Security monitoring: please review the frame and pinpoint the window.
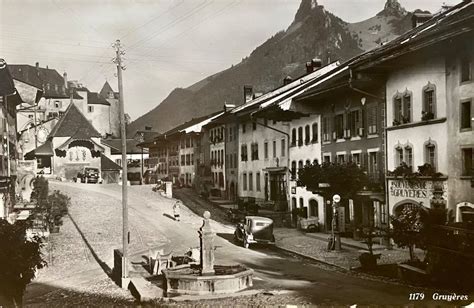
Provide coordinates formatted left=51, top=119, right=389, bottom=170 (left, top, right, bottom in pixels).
left=422, top=84, right=436, bottom=119
left=264, top=141, right=268, bottom=159
left=462, top=148, right=473, bottom=176
left=243, top=173, right=247, bottom=191
left=367, top=106, right=377, bottom=134
left=298, top=127, right=303, bottom=146
left=368, top=152, right=378, bottom=177
left=298, top=160, right=303, bottom=170
left=191, top=154, right=194, bottom=165
left=334, top=114, right=344, bottom=139
left=337, top=154, right=345, bottom=164
left=234, top=153, right=237, bottom=168
left=405, top=146, right=413, bottom=169
left=403, top=94, right=411, bottom=123
left=241, top=144, right=248, bottom=161
left=393, top=93, right=411, bottom=124
left=425, top=142, right=437, bottom=170
left=305, top=159, right=311, bottom=166
left=281, top=139, right=286, bottom=157
left=305, top=125, right=310, bottom=144
left=88, top=105, right=94, bottom=113
left=323, top=154, right=331, bottom=163
left=352, top=153, right=361, bottom=166
left=299, top=198, right=304, bottom=208
left=248, top=172, right=253, bottom=191
left=272, top=140, right=277, bottom=158
left=186, top=154, right=190, bottom=165
left=313, top=159, right=319, bottom=165
left=181, top=155, right=185, bottom=165
left=461, top=56, right=471, bottom=82
left=252, top=122, right=257, bottom=130
left=242, top=123, right=246, bottom=134
left=54, top=101, right=61, bottom=108
left=322, top=117, right=330, bottom=142
left=256, top=172, right=261, bottom=191
left=312, top=123, right=318, bottom=143
left=348, top=110, right=360, bottom=137
left=291, top=128, right=297, bottom=146
left=291, top=161, right=297, bottom=179
left=251, top=143, right=259, bottom=160
left=461, top=100, right=472, bottom=130
left=396, top=147, right=404, bottom=166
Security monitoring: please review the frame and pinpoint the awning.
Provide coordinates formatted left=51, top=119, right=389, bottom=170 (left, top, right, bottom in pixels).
left=25, top=140, right=54, bottom=158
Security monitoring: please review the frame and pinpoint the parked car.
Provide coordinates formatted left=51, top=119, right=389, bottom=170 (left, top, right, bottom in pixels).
left=234, top=216, right=275, bottom=249
left=77, top=167, right=100, bottom=184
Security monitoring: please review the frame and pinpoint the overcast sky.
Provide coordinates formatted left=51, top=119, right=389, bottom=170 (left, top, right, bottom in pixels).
left=0, top=0, right=459, bottom=120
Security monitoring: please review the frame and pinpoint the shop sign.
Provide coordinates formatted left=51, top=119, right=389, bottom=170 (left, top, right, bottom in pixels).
left=389, top=180, right=428, bottom=199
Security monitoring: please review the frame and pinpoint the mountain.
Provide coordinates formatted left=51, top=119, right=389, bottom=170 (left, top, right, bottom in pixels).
left=127, top=0, right=416, bottom=136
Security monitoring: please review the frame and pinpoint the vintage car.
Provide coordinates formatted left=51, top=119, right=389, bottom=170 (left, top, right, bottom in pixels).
left=77, top=167, right=100, bottom=184
left=234, top=216, right=275, bottom=248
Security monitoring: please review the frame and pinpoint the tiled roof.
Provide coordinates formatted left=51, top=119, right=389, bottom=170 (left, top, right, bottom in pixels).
left=101, top=138, right=147, bottom=154
left=164, top=111, right=221, bottom=137
left=87, top=91, right=110, bottom=105
left=101, top=154, right=121, bottom=171
left=49, top=103, right=101, bottom=138
left=8, top=64, right=70, bottom=99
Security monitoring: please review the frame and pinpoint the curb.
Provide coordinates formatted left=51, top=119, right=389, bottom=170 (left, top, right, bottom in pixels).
left=272, top=244, right=351, bottom=272
left=165, top=289, right=264, bottom=302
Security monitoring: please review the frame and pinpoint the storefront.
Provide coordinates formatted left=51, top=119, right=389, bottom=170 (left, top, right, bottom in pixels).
left=388, top=177, right=448, bottom=215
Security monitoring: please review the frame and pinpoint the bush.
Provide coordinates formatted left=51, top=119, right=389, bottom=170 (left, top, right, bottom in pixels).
left=391, top=207, right=428, bottom=262
left=0, top=220, right=46, bottom=306
left=31, top=177, right=70, bottom=231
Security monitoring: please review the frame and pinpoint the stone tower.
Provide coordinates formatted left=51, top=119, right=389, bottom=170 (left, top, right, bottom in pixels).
left=100, top=81, right=120, bottom=138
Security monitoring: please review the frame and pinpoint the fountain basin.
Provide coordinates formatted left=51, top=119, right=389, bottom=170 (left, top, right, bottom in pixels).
left=162, top=264, right=254, bottom=296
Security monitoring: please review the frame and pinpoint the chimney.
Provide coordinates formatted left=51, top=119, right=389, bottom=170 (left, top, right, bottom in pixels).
left=224, top=103, right=236, bottom=112
left=63, top=72, right=68, bottom=89
left=243, top=85, right=253, bottom=103
left=412, top=12, right=432, bottom=28
left=305, top=61, right=313, bottom=74
left=35, top=62, right=39, bottom=68
left=283, top=76, right=293, bottom=85
left=312, top=58, right=322, bottom=70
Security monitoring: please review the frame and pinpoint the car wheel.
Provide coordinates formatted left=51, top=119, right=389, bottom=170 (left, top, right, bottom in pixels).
left=307, top=224, right=318, bottom=233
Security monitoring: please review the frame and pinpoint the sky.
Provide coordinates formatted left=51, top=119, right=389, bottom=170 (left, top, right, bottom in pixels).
left=0, top=0, right=459, bottom=120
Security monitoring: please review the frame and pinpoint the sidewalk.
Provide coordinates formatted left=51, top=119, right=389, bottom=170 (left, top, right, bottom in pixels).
left=274, top=228, right=423, bottom=270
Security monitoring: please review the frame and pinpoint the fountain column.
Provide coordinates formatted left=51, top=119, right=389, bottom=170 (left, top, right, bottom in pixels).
left=199, top=211, right=215, bottom=276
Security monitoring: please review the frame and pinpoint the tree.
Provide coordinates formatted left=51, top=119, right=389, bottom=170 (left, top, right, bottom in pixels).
left=391, top=207, right=428, bottom=262
left=0, top=220, right=46, bottom=306
left=297, top=162, right=369, bottom=199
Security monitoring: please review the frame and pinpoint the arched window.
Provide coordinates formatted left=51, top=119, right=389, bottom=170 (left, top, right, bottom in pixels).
left=291, top=161, right=297, bottom=179
left=305, top=125, right=310, bottom=144
left=292, top=197, right=297, bottom=210
left=299, top=197, right=304, bottom=208
left=404, top=145, right=413, bottom=170
left=424, top=140, right=437, bottom=171
left=291, top=128, right=297, bottom=146
left=422, top=83, right=436, bottom=120
left=312, top=122, right=318, bottom=143
left=309, top=199, right=319, bottom=217
left=298, top=127, right=303, bottom=146
left=298, top=160, right=303, bottom=170
left=305, top=159, right=311, bottom=166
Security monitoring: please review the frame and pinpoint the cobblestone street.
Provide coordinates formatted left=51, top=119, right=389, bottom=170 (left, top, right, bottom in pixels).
left=23, top=182, right=460, bottom=306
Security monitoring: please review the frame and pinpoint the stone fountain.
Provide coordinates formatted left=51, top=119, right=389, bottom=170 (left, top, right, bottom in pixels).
left=162, top=211, right=253, bottom=296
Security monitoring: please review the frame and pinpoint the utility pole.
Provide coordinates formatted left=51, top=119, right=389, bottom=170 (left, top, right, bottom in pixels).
left=113, top=39, right=129, bottom=288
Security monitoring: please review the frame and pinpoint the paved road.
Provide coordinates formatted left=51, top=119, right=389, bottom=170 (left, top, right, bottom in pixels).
left=42, top=182, right=445, bottom=305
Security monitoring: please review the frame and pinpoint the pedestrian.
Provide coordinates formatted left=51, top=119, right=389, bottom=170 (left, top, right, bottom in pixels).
left=173, top=201, right=181, bottom=221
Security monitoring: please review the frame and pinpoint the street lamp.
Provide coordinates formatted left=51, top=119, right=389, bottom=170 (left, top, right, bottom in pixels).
left=330, top=194, right=341, bottom=251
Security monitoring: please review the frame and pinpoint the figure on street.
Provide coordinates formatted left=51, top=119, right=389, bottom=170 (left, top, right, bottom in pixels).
left=173, top=201, right=181, bottom=221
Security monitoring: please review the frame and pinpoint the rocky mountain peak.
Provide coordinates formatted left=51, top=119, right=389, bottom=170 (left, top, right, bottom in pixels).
left=294, top=0, right=323, bottom=23
left=378, top=0, right=407, bottom=17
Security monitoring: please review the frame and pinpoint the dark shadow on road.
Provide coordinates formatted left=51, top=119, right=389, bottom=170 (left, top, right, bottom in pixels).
left=67, top=213, right=113, bottom=278
left=24, top=282, right=138, bottom=306
left=163, top=213, right=176, bottom=221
